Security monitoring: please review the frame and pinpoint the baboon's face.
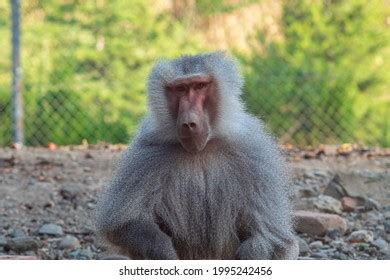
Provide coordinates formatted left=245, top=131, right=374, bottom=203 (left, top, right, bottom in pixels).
left=165, top=75, right=218, bottom=153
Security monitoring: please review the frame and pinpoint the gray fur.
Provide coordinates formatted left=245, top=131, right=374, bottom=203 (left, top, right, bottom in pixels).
left=95, top=51, right=298, bottom=259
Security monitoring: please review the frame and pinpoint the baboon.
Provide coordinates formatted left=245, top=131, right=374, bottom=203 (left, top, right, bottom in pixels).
left=96, top=52, right=298, bottom=260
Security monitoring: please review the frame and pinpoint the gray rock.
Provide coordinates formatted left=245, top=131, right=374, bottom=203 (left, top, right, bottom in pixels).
left=320, top=248, right=337, bottom=254
left=69, top=247, right=93, bottom=260
left=294, top=210, right=348, bottom=236
left=298, top=256, right=315, bottom=260
left=8, top=237, right=38, bottom=253
left=366, top=211, right=384, bottom=222
left=347, top=230, right=374, bottom=243
left=309, top=241, right=323, bottom=250
left=383, top=252, right=390, bottom=260
left=384, top=220, right=390, bottom=234
left=0, top=235, right=7, bottom=247
left=11, top=228, right=26, bottom=238
left=294, top=185, right=319, bottom=198
left=86, top=202, right=95, bottom=210
left=79, top=247, right=94, bottom=259
left=371, top=238, right=388, bottom=251
left=59, top=185, right=80, bottom=200
left=68, top=250, right=80, bottom=259
left=311, top=252, right=328, bottom=259
left=323, top=175, right=347, bottom=199
left=310, top=195, right=343, bottom=214
left=330, top=240, right=347, bottom=250
left=293, top=197, right=313, bottom=211
left=0, top=255, right=38, bottom=260
left=337, top=252, right=349, bottom=260
left=97, top=254, right=130, bottom=260
left=376, top=224, right=385, bottom=232
left=58, top=235, right=80, bottom=250
left=337, top=171, right=390, bottom=205
left=297, top=237, right=310, bottom=255
left=313, top=170, right=330, bottom=178
left=326, top=229, right=342, bottom=240
left=364, top=198, right=381, bottom=211
left=38, top=223, right=64, bottom=237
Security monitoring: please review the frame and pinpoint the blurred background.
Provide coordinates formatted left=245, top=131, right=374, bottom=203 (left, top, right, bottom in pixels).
left=0, top=1, right=389, bottom=261
left=0, top=0, right=389, bottom=147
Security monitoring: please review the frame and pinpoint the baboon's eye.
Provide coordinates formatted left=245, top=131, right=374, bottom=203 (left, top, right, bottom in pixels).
left=194, top=82, right=207, bottom=90
left=175, top=84, right=188, bottom=93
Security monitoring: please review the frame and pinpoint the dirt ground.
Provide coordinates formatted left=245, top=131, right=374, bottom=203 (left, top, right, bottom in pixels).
left=0, top=144, right=389, bottom=260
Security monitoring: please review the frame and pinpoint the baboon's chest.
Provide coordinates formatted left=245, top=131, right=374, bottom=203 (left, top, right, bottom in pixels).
left=155, top=167, right=243, bottom=259
left=152, top=146, right=252, bottom=258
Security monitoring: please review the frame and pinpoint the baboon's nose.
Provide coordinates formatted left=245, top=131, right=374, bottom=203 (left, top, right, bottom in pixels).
left=178, top=110, right=201, bottom=137
left=182, top=122, right=198, bottom=133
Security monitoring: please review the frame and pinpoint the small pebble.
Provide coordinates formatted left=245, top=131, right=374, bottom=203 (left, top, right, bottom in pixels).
left=68, top=247, right=93, bottom=260
left=298, top=237, right=310, bottom=255
left=371, top=239, right=388, bottom=251
left=86, top=203, right=95, bottom=210
left=384, top=221, right=390, bottom=234
left=322, top=248, right=337, bottom=253
left=38, top=224, right=64, bottom=237
left=311, top=195, right=342, bottom=214
left=59, top=185, right=79, bottom=200
left=366, top=211, right=384, bottom=222
left=364, top=198, right=380, bottom=211
left=341, top=197, right=358, bottom=212
left=338, top=252, right=349, bottom=260
left=309, top=241, right=323, bottom=250
left=347, top=230, right=374, bottom=243
left=311, top=252, right=328, bottom=259
left=326, top=229, right=342, bottom=240
left=330, top=240, right=347, bottom=250
left=0, top=235, right=7, bottom=247
left=58, top=235, right=80, bottom=250
left=7, top=236, right=38, bottom=253
left=11, top=228, right=26, bottom=238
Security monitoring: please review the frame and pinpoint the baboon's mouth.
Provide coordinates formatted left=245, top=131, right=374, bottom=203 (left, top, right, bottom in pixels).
left=179, top=132, right=209, bottom=139
left=179, top=133, right=209, bottom=153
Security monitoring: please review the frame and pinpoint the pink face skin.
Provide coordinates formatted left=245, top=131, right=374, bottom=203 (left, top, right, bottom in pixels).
left=165, top=75, right=218, bottom=153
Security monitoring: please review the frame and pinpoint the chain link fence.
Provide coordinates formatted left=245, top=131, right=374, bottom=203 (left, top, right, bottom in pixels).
left=0, top=0, right=389, bottom=147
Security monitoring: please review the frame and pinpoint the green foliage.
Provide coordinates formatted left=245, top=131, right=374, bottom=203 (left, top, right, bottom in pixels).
left=0, top=0, right=201, bottom=145
left=195, top=0, right=258, bottom=16
left=241, top=0, right=390, bottom=145
left=1, top=0, right=389, bottom=147
left=0, top=2, right=11, bottom=146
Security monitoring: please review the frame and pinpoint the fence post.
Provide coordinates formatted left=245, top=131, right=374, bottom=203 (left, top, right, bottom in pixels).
left=11, top=0, right=23, bottom=147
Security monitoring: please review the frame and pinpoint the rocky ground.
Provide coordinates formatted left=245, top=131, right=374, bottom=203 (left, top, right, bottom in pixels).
left=0, top=144, right=389, bottom=260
